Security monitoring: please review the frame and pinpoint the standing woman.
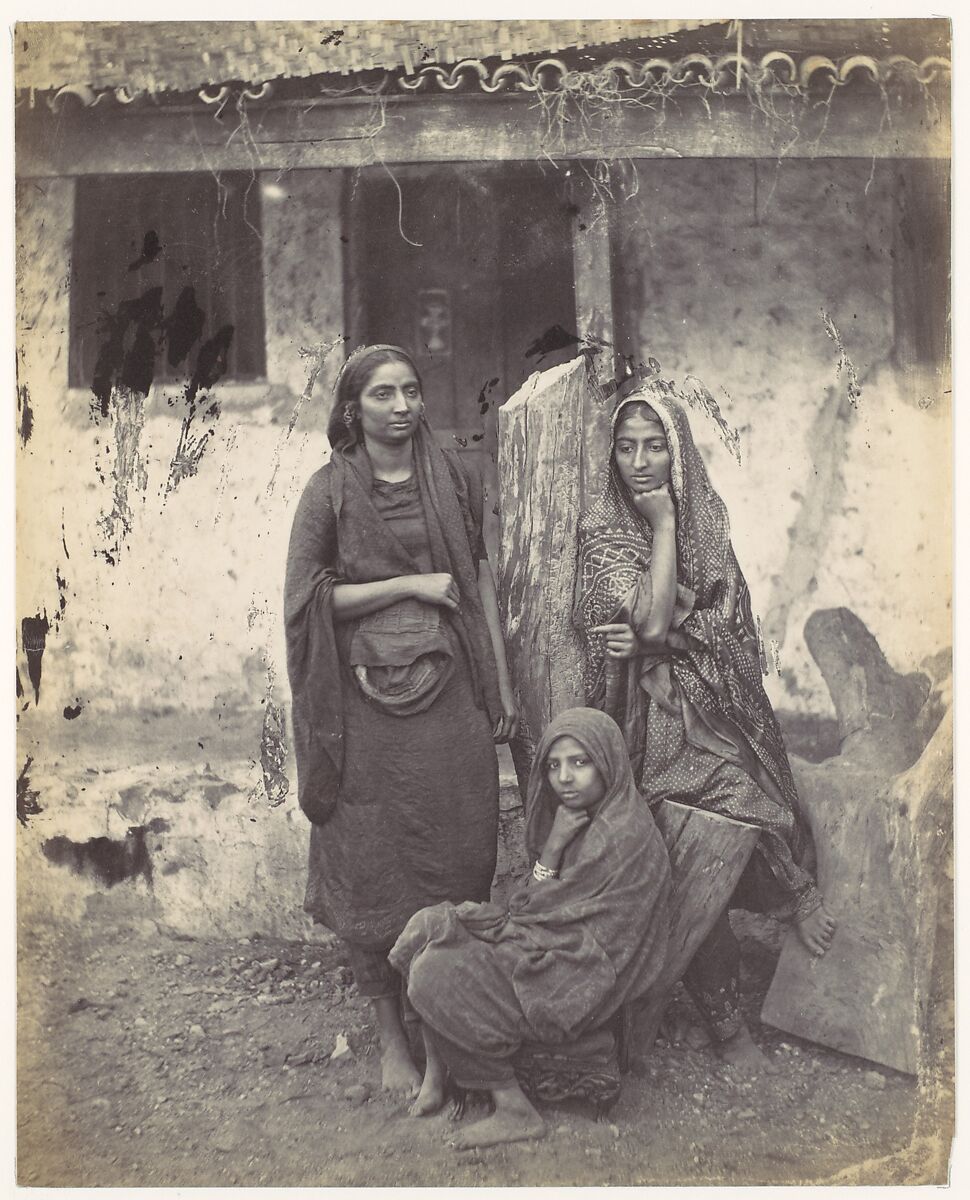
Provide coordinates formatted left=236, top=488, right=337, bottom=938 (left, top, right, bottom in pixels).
left=285, top=344, right=517, bottom=1095
left=575, top=380, right=835, bottom=1070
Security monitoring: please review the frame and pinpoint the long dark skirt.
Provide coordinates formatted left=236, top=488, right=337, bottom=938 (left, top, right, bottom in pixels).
left=304, top=659, right=499, bottom=947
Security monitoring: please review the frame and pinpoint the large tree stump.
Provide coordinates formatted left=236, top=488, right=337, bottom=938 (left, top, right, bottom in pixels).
left=630, top=802, right=761, bottom=1060
left=761, top=612, right=951, bottom=1076
left=496, top=357, right=610, bottom=750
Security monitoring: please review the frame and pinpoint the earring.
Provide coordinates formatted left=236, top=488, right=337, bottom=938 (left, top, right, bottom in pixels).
left=342, top=405, right=356, bottom=427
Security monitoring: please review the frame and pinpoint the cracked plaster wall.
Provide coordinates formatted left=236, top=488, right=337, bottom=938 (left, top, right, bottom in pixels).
left=614, top=157, right=950, bottom=714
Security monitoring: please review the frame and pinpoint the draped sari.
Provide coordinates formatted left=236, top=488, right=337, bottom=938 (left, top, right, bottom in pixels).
left=285, top=418, right=502, bottom=944
left=576, top=381, right=819, bottom=921
left=389, top=708, right=671, bottom=1058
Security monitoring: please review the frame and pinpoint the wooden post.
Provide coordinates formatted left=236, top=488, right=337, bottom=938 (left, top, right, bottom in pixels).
left=569, top=172, right=615, bottom=497
left=497, top=358, right=589, bottom=748
left=629, top=802, right=761, bottom=1062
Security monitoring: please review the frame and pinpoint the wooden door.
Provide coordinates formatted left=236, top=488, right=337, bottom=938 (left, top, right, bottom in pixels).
left=344, top=163, right=577, bottom=553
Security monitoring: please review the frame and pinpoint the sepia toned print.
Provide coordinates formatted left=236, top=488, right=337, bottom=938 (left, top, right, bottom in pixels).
left=15, top=18, right=952, bottom=1186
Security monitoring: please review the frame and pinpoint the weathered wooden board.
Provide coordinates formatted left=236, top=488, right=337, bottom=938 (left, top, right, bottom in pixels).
left=17, top=88, right=950, bottom=179
left=631, top=802, right=760, bottom=1057
left=761, top=710, right=952, bottom=1076
left=761, top=610, right=952, bottom=1075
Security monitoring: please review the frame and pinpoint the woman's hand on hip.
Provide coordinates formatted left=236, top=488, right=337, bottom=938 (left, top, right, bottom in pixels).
left=410, top=572, right=460, bottom=611
left=631, top=483, right=676, bottom=531
left=492, top=681, right=520, bottom=744
left=592, top=623, right=639, bottom=660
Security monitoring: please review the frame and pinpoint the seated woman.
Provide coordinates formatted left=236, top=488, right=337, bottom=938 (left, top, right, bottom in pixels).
left=575, top=380, right=836, bottom=1071
left=389, top=707, right=671, bottom=1149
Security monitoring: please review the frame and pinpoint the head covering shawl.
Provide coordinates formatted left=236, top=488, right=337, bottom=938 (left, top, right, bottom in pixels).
left=576, top=377, right=801, bottom=818
left=285, top=345, right=500, bottom=824
left=391, top=708, right=671, bottom=1043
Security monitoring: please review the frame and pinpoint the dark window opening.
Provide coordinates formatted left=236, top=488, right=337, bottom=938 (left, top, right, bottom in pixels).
left=70, top=172, right=266, bottom=391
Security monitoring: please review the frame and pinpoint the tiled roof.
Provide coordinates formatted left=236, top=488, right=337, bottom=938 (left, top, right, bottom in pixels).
left=397, top=52, right=951, bottom=95
left=15, top=19, right=722, bottom=95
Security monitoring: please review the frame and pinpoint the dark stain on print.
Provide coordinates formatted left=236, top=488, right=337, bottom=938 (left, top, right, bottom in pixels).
left=164, top=286, right=206, bottom=369
left=91, top=286, right=165, bottom=417
left=17, top=757, right=43, bottom=826
left=525, top=324, right=581, bottom=362
left=56, top=567, right=69, bottom=619
left=21, top=614, right=50, bottom=703
left=320, top=29, right=344, bottom=46
left=17, top=668, right=24, bottom=700
left=164, top=326, right=232, bottom=496
left=477, top=377, right=500, bottom=416
left=186, top=325, right=234, bottom=404
left=18, top=382, right=34, bottom=445
left=63, top=700, right=83, bottom=720
left=127, top=229, right=162, bottom=273
left=43, top=827, right=152, bottom=888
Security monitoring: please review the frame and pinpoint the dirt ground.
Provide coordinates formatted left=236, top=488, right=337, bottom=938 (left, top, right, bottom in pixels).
left=16, top=706, right=955, bottom=1186
left=17, top=897, right=953, bottom=1188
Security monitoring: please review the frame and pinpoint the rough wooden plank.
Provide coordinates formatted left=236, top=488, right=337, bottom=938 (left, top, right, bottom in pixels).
left=16, top=89, right=950, bottom=178
left=497, top=358, right=588, bottom=745
left=760, top=706, right=952, bottom=1076
left=631, top=802, right=761, bottom=1058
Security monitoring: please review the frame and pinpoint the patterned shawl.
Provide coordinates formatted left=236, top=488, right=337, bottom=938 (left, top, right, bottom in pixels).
left=576, top=379, right=801, bottom=817
left=284, top=417, right=501, bottom=825
left=390, top=707, right=671, bottom=1043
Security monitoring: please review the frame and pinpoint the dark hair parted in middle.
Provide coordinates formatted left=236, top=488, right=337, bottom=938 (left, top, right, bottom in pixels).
left=326, top=344, right=421, bottom=450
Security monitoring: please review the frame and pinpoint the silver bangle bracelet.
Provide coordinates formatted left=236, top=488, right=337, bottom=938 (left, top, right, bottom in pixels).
left=533, top=861, right=559, bottom=882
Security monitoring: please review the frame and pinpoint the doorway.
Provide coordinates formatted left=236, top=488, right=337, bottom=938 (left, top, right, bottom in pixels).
left=344, top=162, right=578, bottom=551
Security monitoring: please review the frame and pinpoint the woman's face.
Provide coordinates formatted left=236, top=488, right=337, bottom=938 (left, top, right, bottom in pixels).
left=545, top=735, right=606, bottom=811
left=357, top=360, right=423, bottom=446
left=613, top=408, right=671, bottom=496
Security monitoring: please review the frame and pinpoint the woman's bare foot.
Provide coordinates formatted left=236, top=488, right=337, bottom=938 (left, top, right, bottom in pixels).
left=381, top=1041, right=422, bottom=1095
left=373, top=996, right=422, bottom=1096
left=411, top=1069, right=447, bottom=1116
left=410, top=1025, right=447, bottom=1116
left=796, top=903, right=836, bottom=957
left=718, top=1023, right=777, bottom=1074
left=451, top=1081, right=544, bottom=1150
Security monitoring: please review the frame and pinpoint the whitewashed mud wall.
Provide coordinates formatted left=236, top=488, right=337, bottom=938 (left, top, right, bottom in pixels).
left=612, top=157, right=951, bottom=715
left=16, top=171, right=347, bottom=934
left=16, top=170, right=344, bottom=721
